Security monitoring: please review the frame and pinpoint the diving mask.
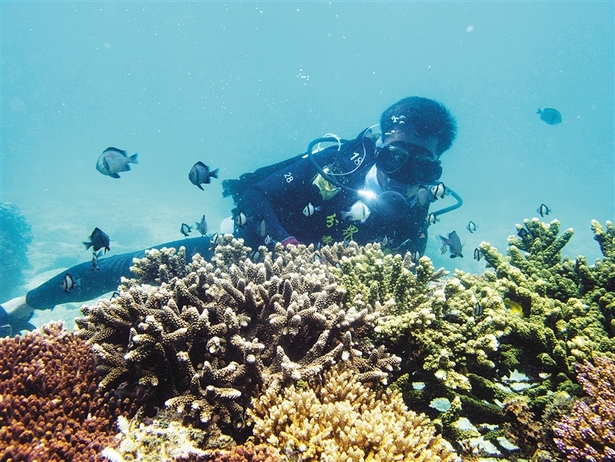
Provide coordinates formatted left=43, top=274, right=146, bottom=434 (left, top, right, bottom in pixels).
left=376, top=141, right=442, bottom=185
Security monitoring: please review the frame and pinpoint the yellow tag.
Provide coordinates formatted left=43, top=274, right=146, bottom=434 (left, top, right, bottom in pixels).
left=312, top=173, right=340, bottom=200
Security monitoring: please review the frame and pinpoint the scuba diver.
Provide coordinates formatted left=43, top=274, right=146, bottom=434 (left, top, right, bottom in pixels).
left=0, top=96, right=461, bottom=336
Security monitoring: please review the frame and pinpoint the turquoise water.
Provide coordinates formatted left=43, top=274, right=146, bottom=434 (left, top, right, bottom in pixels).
left=2, top=2, right=613, bottom=317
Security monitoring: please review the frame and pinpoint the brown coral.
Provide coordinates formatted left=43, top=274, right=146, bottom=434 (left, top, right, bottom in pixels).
left=175, top=441, right=282, bottom=461
left=0, top=323, right=140, bottom=461
left=75, top=237, right=399, bottom=442
left=249, top=364, right=458, bottom=461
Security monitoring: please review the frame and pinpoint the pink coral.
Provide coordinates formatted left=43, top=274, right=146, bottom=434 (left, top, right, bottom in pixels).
left=553, top=353, right=615, bottom=461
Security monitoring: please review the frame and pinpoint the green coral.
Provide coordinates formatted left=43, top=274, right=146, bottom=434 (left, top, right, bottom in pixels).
left=336, top=219, right=615, bottom=459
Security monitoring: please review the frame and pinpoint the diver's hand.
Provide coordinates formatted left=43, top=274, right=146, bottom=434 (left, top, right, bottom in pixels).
left=0, top=296, right=36, bottom=337
left=281, top=236, right=300, bottom=247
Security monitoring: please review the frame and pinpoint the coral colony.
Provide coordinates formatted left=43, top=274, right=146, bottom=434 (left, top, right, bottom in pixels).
left=1, top=219, right=614, bottom=461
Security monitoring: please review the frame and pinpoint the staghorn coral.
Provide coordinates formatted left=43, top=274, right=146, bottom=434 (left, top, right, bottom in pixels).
left=75, top=236, right=400, bottom=443
left=333, top=219, right=615, bottom=458
left=332, top=242, right=447, bottom=315
left=130, top=246, right=189, bottom=285
left=0, top=323, right=141, bottom=462
left=553, top=352, right=615, bottom=461
left=249, top=364, right=459, bottom=461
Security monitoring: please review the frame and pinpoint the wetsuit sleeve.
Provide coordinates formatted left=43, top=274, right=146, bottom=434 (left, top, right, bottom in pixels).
left=25, top=238, right=213, bottom=310
left=235, top=155, right=320, bottom=246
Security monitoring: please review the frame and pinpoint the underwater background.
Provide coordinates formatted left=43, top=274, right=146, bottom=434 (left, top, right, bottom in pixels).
left=1, top=1, right=613, bottom=324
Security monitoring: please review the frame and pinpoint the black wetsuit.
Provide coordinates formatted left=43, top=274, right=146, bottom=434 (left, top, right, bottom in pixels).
left=234, top=131, right=430, bottom=254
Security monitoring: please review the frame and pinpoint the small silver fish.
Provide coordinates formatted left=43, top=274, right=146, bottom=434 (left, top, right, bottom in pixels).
left=91, top=250, right=102, bottom=271
left=409, top=250, right=421, bottom=263
left=61, top=273, right=81, bottom=293
left=474, top=303, right=483, bottom=316
left=303, top=202, right=321, bottom=217
left=430, top=182, right=446, bottom=200
left=466, top=221, right=477, bottom=233
left=473, top=247, right=482, bottom=261
left=180, top=223, right=192, bottom=237
left=341, top=201, right=370, bottom=223
left=195, top=215, right=208, bottom=236
left=536, top=203, right=551, bottom=217
left=96, top=147, right=138, bottom=178
left=517, top=228, right=531, bottom=239
left=189, top=162, right=219, bottom=190
left=426, top=213, right=438, bottom=225
left=537, top=108, right=562, bottom=125
left=235, top=211, right=247, bottom=227
left=259, top=219, right=267, bottom=237
left=248, top=249, right=262, bottom=262
left=438, top=230, right=463, bottom=258
left=83, top=227, right=110, bottom=253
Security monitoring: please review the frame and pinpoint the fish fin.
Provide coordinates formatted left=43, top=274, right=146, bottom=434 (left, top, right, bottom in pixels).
left=83, top=241, right=92, bottom=250
left=110, top=173, right=121, bottom=179
left=104, top=147, right=126, bottom=155
left=129, top=153, right=139, bottom=164
left=197, top=184, right=204, bottom=191
left=536, top=109, right=542, bottom=114
left=210, top=168, right=219, bottom=179
left=196, top=161, right=207, bottom=168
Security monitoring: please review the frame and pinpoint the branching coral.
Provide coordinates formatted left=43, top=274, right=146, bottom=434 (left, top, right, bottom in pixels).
left=0, top=323, right=141, bottom=461
left=329, top=219, right=615, bottom=458
left=76, top=236, right=400, bottom=443
left=553, top=352, right=615, bottom=461
left=249, top=364, right=458, bottom=461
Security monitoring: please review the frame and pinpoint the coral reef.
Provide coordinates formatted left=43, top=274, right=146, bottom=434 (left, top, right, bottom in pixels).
left=174, top=441, right=282, bottom=462
left=0, top=323, right=141, bottom=461
left=66, top=219, right=614, bottom=459
left=102, top=409, right=220, bottom=461
left=75, top=236, right=400, bottom=443
left=0, top=202, right=33, bottom=301
left=333, top=219, right=615, bottom=458
left=553, top=352, right=615, bottom=461
left=249, top=364, right=458, bottom=461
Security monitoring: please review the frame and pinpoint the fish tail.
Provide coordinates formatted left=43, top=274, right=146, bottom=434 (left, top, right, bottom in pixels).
left=210, top=168, right=219, bottom=179
left=83, top=241, right=92, bottom=250
left=129, top=153, right=139, bottom=164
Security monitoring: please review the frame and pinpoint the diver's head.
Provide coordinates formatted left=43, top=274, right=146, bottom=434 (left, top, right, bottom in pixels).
left=375, top=96, right=456, bottom=188
left=379, top=96, right=457, bottom=156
